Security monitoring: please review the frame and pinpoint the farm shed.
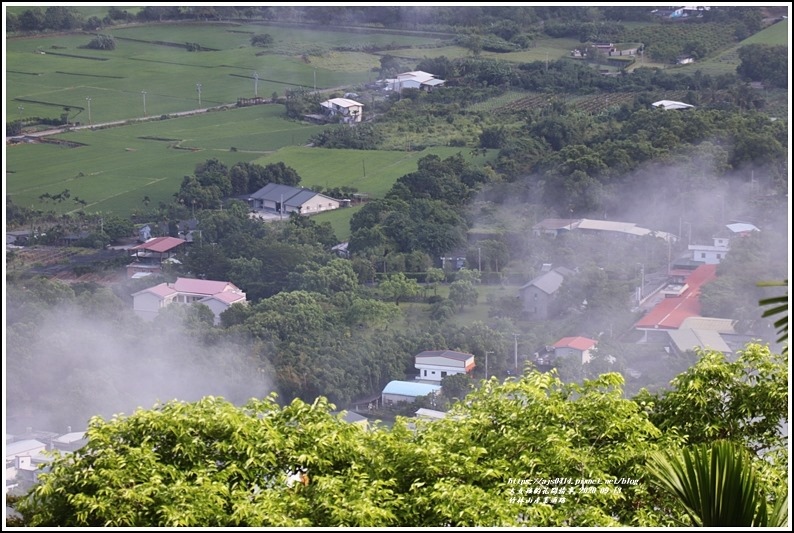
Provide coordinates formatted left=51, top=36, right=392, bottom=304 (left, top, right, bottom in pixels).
left=381, top=381, right=441, bottom=406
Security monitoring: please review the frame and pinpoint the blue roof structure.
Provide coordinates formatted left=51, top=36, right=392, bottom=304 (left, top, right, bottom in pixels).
left=382, top=381, right=441, bottom=397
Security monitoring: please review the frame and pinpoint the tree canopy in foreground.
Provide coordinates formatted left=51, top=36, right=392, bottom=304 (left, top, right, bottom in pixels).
left=15, top=344, right=787, bottom=527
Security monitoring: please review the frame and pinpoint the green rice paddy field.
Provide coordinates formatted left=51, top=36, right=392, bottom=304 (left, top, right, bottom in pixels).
left=5, top=22, right=454, bottom=219
left=5, top=23, right=444, bottom=124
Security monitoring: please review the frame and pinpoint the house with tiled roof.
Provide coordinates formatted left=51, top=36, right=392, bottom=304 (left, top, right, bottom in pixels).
left=248, top=183, right=340, bottom=216
left=552, top=336, right=598, bottom=364
left=131, top=277, right=246, bottom=324
left=414, top=350, right=476, bottom=383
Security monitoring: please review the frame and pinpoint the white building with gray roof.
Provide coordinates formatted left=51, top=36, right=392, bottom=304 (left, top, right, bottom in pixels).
left=248, top=183, right=340, bottom=216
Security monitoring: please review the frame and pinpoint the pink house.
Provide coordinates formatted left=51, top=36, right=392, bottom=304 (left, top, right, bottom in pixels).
left=132, top=277, right=246, bottom=324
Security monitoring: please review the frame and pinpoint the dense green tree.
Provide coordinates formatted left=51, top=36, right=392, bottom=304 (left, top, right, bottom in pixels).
left=379, top=272, right=420, bottom=306
left=245, top=291, right=328, bottom=341
left=343, top=297, right=400, bottom=329
left=287, top=259, right=358, bottom=297
left=101, top=215, right=134, bottom=243
left=448, top=280, right=478, bottom=311
left=736, top=44, right=788, bottom=89
left=18, top=8, right=45, bottom=31
left=440, top=373, right=473, bottom=402
left=635, top=344, right=787, bottom=456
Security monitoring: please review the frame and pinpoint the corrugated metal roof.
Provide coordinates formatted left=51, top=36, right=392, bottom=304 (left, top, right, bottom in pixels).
left=285, top=189, right=321, bottom=207
left=132, top=283, right=177, bottom=298
left=553, top=336, right=597, bottom=351
left=397, top=71, right=436, bottom=82
left=321, top=97, right=363, bottom=108
left=520, top=269, right=565, bottom=293
left=200, top=291, right=246, bottom=305
left=382, top=381, right=441, bottom=397
left=652, top=100, right=694, bottom=110
left=249, top=183, right=335, bottom=209
left=415, top=408, right=447, bottom=419
left=6, top=439, right=46, bottom=457
left=533, top=218, right=580, bottom=231
left=130, top=236, right=186, bottom=253
left=173, top=278, right=237, bottom=295
left=726, top=222, right=759, bottom=233
left=634, top=264, right=717, bottom=330
left=668, top=329, right=732, bottom=354
left=52, top=432, right=86, bottom=444
left=249, top=183, right=301, bottom=202
left=679, top=317, right=736, bottom=333
left=416, top=350, right=474, bottom=362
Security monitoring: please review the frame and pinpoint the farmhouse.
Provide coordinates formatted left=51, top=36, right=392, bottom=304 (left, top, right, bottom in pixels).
left=552, top=336, right=598, bottom=364
left=414, top=350, right=476, bottom=383
left=319, top=98, right=364, bottom=123
left=131, top=277, right=247, bottom=324
left=248, top=183, right=340, bottom=216
left=381, top=381, right=441, bottom=406
left=518, top=266, right=575, bottom=320
left=387, top=71, right=446, bottom=92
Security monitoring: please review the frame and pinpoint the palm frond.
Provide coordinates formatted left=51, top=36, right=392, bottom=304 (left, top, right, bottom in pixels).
left=646, top=441, right=785, bottom=527
left=757, top=280, right=788, bottom=349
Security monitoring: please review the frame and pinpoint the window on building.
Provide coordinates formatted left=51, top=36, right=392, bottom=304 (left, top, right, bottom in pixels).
left=423, top=370, right=427, bottom=377
left=441, top=371, right=447, bottom=377
left=701, top=253, right=706, bottom=259
left=431, top=371, right=436, bottom=375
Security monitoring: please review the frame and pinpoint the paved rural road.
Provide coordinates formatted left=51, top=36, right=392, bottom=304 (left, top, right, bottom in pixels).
left=8, top=106, right=221, bottom=141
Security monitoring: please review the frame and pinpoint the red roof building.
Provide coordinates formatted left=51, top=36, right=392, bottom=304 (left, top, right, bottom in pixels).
left=130, top=236, right=186, bottom=254
left=633, top=264, right=717, bottom=338
left=552, top=336, right=598, bottom=364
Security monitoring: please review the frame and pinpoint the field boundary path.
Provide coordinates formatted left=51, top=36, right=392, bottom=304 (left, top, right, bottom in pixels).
left=7, top=85, right=353, bottom=144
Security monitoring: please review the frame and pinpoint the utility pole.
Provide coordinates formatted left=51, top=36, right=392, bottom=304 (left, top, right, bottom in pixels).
left=253, top=71, right=259, bottom=97
left=196, top=83, right=202, bottom=108
left=485, top=351, right=493, bottom=380
left=141, top=90, right=147, bottom=116
left=85, top=96, right=92, bottom=125
left=512, top=334, right=519, bottom=374
left=478, top=247, right=482, bottom=274
left=313, top=68, right=316, bottom=94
